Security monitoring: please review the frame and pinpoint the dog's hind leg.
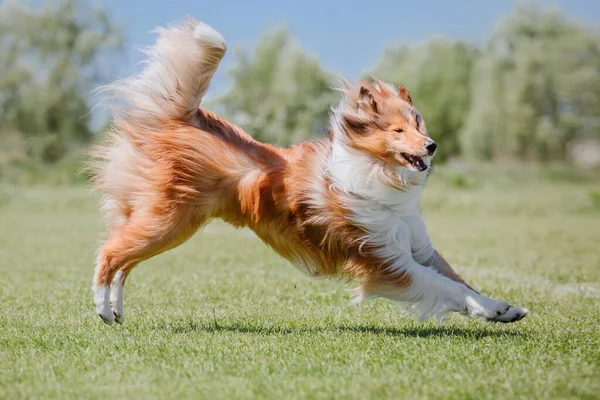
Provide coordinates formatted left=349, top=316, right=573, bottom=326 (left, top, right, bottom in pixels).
left=110, top=261, right=148, bottom=324
left=109, top=266, right=132, bottom=324
left=93, top=207, right=205, bottom=325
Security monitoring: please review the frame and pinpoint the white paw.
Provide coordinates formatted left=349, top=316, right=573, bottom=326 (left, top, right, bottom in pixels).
left=193, top=21, right=226, bottom=49
left=110, top=271, right=125, bottom=325
left=489, top=307, right=529, bottom=323
left=93, top=285, right=114, bottom=325
left=465, top=294, right=510, bottom=319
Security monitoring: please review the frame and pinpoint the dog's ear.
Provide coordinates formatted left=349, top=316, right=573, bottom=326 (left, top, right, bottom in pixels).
left=371, top=77, right=393, bottom=97
left=398, top=85, right=413, bottom=106
left=357, top=86, right=378, bottom=114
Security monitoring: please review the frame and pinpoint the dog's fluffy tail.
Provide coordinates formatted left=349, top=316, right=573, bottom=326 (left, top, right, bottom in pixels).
left=106, top=18, right=226, bottom=127
left=90, top=19, right=226, bottom=228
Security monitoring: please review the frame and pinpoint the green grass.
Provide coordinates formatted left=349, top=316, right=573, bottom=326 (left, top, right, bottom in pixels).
left=0, top=172, right=599, bottom=399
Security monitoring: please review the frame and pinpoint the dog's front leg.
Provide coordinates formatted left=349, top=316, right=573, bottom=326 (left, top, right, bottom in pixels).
left=352, top=254, right=512, bottom=321
left=422, top=250, right=528, bottom=323
left=406, top=214, right=528, bottom=323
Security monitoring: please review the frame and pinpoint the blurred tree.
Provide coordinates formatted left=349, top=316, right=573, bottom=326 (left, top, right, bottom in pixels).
left=215, top=28, right=336, bottom=146
left=462, top=2, right=600, bottom=162
left=370, top=38, right=478, bottom=161
left=0, top=0, right=122, bottom=163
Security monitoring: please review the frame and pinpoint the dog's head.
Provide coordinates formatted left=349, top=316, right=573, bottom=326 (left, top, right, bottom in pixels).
left=335, top=79, right=437, bottom=174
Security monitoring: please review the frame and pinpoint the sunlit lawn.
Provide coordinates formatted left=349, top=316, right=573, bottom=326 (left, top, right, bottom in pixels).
left=1, top=170, right=599, bottom=399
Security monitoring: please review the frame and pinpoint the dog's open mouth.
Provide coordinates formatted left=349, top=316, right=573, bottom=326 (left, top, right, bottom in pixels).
left=401, top=153, right=428, bottom=171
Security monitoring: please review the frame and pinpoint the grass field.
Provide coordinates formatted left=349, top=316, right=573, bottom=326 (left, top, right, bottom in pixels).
left=1, top=170, right=599, bottom=399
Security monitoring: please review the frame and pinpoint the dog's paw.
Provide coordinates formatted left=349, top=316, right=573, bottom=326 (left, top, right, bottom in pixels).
left=93, top=285, right=114, bottom=325
left=489, top=307, right=528, bottom=323
left=98, top=312, right=114, bottom=325
left=110, top=271, right=125, bottom=325
left=97, top=303, right=114, bottom=325
left=110, top=297, right=124, bottom=324
left=112, top=310, right=124, bottom=325
left=466, top=294, right=510, bottom=319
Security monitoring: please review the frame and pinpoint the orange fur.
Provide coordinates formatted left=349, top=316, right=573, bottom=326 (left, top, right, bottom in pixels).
left=96, top=111, right=389, bottom=277
left=92, top=89, right=425, bottom=284
left=90, top=19, right=528, bottom=325
left=89, top=21, right=432, bottom=310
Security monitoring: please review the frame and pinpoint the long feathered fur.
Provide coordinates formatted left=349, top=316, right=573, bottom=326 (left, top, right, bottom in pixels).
left=90, top=18, right=226, bottom=228
left=89, top=18, right=528, bottom=326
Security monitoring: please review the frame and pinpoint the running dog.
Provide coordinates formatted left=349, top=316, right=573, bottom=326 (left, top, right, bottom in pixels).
left=91, top=19, right=528, bottom=325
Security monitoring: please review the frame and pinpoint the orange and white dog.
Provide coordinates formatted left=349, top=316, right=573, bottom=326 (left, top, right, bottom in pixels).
left=91, top=19, right=528, bottom=325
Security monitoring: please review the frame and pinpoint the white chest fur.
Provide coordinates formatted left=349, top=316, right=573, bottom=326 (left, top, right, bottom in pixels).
left=328, top=139, right=433, bottom=263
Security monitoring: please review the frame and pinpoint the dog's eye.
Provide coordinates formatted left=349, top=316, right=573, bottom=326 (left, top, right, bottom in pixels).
left=394, top=129, right=404, bottom=133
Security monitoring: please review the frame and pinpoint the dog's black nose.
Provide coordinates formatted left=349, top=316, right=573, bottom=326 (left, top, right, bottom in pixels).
left=425, top=141, right=437, bottom=155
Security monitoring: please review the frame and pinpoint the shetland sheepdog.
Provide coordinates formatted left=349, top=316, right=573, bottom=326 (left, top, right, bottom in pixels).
left=90, top=19, right=528, bottom=325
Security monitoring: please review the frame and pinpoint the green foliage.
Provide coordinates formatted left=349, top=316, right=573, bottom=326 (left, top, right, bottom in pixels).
left=588, top=190, right=600, bottom=211
left=2, top=1, right=600, bottom=181
left=371, top=38, right=478, bottom=162
left=0, top=0, right=122, bottom=164
left=215, top=28, right=336, bottom=146
left=462, top=2, right=600, bottom=162
left=445, top=172, right=473, bottom=189
left=25, top=134, right=67, bottom=164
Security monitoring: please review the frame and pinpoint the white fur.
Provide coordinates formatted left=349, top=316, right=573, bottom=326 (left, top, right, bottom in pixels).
left=93, top=285, right=113, bottom=325
left=101, top=19, right=226, bottom=129
left=328, top=110, right=512, bottom=321
left=193, top=21, right=226, bottom=49
left=110, top=270, right=125, bottom=324
left=329, top=136, right=426, bottom=214
left=491, top=307, right=529, bottom=323
left=93, top=252, right=113, bottom=324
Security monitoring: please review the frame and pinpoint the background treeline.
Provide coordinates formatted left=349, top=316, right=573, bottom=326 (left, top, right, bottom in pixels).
left=1, top=0, right=599, bottom=183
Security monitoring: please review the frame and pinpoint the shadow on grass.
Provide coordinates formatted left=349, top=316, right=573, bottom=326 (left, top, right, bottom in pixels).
left=154, top=319, right=527, bottom=339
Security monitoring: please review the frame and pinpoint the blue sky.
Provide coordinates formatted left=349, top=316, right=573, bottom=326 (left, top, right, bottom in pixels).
left=92, top=0, right=599, bottom=95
